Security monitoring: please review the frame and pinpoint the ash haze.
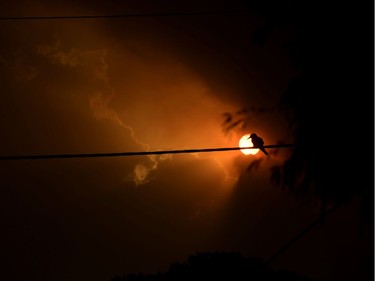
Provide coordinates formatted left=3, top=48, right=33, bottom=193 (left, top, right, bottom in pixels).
left=0, top=1, right=373, bottom=281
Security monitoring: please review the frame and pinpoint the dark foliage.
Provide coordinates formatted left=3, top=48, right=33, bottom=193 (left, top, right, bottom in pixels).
left=110, top=251, right=315, bottom=281
left=233, top=0, right=374, bottom=220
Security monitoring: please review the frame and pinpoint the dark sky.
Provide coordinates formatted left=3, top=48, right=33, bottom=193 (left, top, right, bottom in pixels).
left=0, top=1, right=373, bottom=281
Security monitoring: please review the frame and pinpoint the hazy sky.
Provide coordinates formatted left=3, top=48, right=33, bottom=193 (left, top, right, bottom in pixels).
left=0, top=1, right=372, bottom=281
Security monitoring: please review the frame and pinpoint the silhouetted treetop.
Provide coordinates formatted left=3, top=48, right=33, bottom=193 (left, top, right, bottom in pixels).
left=228, top=0, right=374, bottom=221
left=110, top=251, right=315, bottom=281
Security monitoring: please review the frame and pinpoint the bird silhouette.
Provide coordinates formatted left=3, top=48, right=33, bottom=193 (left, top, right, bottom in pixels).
left=248, top=133, right=268, bottom=155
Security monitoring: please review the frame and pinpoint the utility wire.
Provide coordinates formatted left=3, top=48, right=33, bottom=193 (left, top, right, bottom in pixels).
left=265, top=204, right=340, bottom=265
left=0, top=10, right=250, bottom=21
left=0, top=144, right=294, bottom=160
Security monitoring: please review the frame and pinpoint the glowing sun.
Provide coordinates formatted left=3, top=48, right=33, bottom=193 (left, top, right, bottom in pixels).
left=239, top=134, right=259, bottom=155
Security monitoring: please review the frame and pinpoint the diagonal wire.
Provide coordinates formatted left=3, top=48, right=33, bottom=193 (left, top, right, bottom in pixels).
left=265, top=204, right=340, bottom=266
left=0, top=144, right=294, bottom=160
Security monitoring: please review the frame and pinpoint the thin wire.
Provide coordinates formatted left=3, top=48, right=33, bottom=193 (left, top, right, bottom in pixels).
left=0, top=144, right=294, bottom=160
left=265, top=204, right=339, bottom=265
left=0, top=10, right=250, bottom=21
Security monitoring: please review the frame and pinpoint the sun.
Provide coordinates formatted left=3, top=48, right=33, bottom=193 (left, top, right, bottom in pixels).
left=239, top=134, right=259, bottom=155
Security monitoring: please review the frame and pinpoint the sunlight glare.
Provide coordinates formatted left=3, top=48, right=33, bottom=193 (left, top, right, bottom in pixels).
left=239, top=134, right=259, bottom=155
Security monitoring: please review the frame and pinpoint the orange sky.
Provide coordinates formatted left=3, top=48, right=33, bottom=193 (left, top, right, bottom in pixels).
left=0, top=1, right=372, bottom=281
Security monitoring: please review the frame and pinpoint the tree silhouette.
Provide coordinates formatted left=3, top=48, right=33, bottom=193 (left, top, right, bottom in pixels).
left=229, top=0, right=374, bottom=220
left=110, top=251, right=315, bottom=281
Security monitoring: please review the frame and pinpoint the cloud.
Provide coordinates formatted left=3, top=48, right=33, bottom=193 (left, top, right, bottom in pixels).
left=34, top=35, right=248, bottom=188
left=36, top=40, right=159, bottom=185
left=36, top=40, right=109, bottom=81
left=89, top=91, right=159, bottom=185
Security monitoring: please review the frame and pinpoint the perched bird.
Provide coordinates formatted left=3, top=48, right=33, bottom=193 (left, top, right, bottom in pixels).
left=248, top=133, right=268, bottom=155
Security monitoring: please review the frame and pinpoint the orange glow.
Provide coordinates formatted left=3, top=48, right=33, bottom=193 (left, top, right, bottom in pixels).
left=239, top=134, right=259, bottom=155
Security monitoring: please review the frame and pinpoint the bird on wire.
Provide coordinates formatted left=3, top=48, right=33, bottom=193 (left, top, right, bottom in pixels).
left=248, top=133, right=268, bottom=155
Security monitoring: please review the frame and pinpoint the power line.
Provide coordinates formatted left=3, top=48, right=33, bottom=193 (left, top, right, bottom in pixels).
left=0, top=10, right=250, bottom=21
left=0, top=144, right=294, bottom=160
left=265, top=204, right=339, bottom=265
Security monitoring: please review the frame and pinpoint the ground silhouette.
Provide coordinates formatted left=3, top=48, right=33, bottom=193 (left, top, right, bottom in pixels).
left=110, top=251, right=315, bottom=281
